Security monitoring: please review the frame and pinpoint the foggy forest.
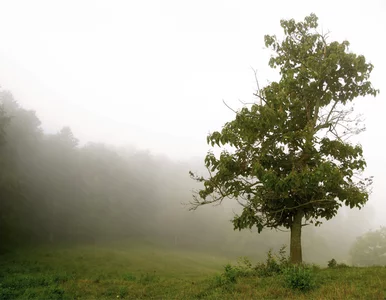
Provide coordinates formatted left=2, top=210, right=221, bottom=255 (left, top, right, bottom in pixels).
left=0, top=1, right=385, bottom=299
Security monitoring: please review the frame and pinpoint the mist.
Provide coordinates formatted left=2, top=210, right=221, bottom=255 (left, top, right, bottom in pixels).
left=0, top=88, right=379, bottom=265
left=0, top=2, right=385, bottom=296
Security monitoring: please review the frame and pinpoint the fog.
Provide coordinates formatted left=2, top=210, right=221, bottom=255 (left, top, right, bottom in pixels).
left=0, top=0, right=385, bottom=265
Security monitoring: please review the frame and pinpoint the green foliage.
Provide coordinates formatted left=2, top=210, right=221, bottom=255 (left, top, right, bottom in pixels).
left=190, top=13, right=378, bottom=263
left=210, top=274, right=235, bottom=292
left=223, top=264, right=238, bottom=283
left=210, top=256, right=256, bottom=291
left=213, top=262, right=249, bottom=287
left=235, top=256, right=254, bottom=276
left=212, top=245, right=291, bottom=289
left=255, top=245, right=290, bottom=277
left=283, top=265, right=316, bottom=292
left=350, top=227, right=386, bottom=266
left=327, top=258, right=337, bottom=268
left=327, top=258, right=349, bottom=268
left=208, top=240, right=318, bottom=293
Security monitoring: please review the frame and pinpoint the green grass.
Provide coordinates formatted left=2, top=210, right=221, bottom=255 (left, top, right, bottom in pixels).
left=1, top=240, right=386, bottom=299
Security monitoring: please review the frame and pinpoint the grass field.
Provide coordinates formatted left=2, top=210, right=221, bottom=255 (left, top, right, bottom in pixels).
left=1, top=240, right=386, bottom=299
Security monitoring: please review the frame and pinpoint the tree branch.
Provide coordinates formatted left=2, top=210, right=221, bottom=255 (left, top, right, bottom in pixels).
left=269, top=199, right=337, bottom=214
left=251, top=67, right=267, bottom=105
left=222, top=99, right=238, bottom=114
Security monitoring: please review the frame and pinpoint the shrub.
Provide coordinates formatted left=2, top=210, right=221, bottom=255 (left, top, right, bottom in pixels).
left=210, top=272, right=235, bottom=292
left=327, top=258, right=337, bottom=268
left=328, top=259, right=349, bottom=268
left=283, top=265, right=316, bottom=292
left=255, top=245, right=289, bottom=277
left=210, top=259, right=254, bottom=290
left=336, top=263, right=349, bottom=268
left=223, top=264, right=238, bottom=283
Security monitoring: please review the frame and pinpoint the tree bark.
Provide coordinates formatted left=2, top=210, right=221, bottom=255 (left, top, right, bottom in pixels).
left=290, top=210, right=303, bottom=264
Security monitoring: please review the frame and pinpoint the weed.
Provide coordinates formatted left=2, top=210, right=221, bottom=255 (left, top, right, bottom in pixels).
left=235, top=256, right=255, bottom=277
left=255, top=245, right=289, bottom=277
left=223, top=264, right=238, bottom=283
left=283, top=265, right=316, bottom=292
left=210, top=273, right=235, bottom=292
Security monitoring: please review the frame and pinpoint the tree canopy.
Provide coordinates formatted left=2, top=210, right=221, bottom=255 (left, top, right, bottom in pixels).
left=190, top=13, right=378, bottom=264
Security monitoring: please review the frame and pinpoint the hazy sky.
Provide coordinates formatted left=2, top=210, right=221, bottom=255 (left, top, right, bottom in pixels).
left=0, top=1, right=385, bottom=224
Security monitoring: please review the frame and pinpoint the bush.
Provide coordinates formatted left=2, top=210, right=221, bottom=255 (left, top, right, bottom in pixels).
left=211, top=273, right=234, bottom=291
left=327, top=258, right=337, bottom=268
left=210, top=257, right=255, bottom=289
left=255, top=245, right=289, bottom=277
left=328, top=258, right=349, bottom=268
left=209, top=247, right=319, bottom=293
left=223, top=264, right=238, bottom=283
left=283, top=265, right=316, bottom=292
left=336, top=263, right=349, bottom=268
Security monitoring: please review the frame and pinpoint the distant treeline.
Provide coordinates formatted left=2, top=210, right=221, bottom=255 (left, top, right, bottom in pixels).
left=0, top=89, right=185, bottom=249
left=0, top=89, right=258, bottom=254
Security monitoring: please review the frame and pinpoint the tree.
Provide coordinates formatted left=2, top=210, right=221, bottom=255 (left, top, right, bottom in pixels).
left=350, top=227, right=386, bottom=266
left=0, top=90, right=43, bottom=248
left=189, top=14, right=378, bottom=264
left=0, top=104, right=10, bottom=145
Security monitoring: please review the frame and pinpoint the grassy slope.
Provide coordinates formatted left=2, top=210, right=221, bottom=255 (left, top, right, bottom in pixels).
left=0, top=240, right=385, bottom=299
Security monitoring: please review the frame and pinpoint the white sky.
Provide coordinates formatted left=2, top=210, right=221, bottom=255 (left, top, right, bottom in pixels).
left=0, top=0, right=385, bottom=225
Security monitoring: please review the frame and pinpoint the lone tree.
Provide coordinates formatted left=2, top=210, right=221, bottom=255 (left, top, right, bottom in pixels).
left=189, top=14, right=378, bottom=264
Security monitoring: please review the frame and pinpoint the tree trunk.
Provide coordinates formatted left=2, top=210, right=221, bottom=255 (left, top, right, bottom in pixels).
left=290, top=210, right=303, bottom=264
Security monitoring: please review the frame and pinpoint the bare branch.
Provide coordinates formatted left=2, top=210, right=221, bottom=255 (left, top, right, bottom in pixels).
left=251, top=67, right=267, bottom=105
left=236, top=198, right=249, bottom=208
left=325, top=100, right=339, bottom=124
left=251, top=67, right=261, bottom=98
left=222, top=99, right=237, bottom=114
left=253, top=92, right=267, bottom=105
left=238, top=99, right=255, bottom=106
